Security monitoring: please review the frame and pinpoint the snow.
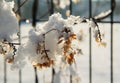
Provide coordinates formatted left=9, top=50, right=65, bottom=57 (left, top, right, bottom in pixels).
left=0, top=0, right=120, bottom=83
left=0, top=0, right=19, bottom=62
left=11, top=13, right=86, bottom=70
left=0, top=0, right=18, bottom=41
left=0, top=22, right=120, bottom=83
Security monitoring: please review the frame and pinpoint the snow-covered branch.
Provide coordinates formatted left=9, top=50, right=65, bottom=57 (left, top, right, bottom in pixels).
left=0, top=0, right=106, bottom=70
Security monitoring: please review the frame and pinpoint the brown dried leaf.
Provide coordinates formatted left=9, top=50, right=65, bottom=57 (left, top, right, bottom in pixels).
left=70, top=34, right=76, bottom=39
left=67, top=53, right=75, bottom=64
left=98, top=42, right=107, bottom=47
left=16, top=14, right=21, bottom=22
left=0, top=51, right=6, bottom=55
left=50, top=60, right=55, bottom=66
left=57, top=39, right=63, bottom=44
left=63, top=45, right=71, bottom=53
left=41, top=55, right=48, bottom=59
left=96, top=37, right=101, bottom=43
left=43, top=62, right=50, bottom=67
left=6, top=58, right=14, bottom=63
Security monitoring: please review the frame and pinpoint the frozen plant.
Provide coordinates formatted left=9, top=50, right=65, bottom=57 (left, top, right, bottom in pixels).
left=0, top=0, right=107, bottom=70
left=0, top=0, right=19, bottom=62
left=11, top=13, right=104, bottom=70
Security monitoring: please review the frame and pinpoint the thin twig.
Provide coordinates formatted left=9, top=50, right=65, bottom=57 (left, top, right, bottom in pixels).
left=4, top=43, right=21, bottom=45
left=39, top=11, right=49, bottom=19
left=43, top=34, right=50, bottom=61
left=94, top=0, right=116, bottom=21
left=44, top=29, right=60, bottom=35
left=46, top=0, right=54, bottom=15
left=96, top=26, right=102, bottom=42
left=46, top=0, right=51, bottom=14
left=90, top=18, right=102, bottom=42
left=15, top=0, right=28, bottom=14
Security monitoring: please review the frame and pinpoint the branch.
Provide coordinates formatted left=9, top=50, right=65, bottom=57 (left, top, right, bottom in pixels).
left=94, top=0, right=116, bottom=21
left=4, top=42, right=21, bottom=45
left=44, top=29, right=60, bottom=35
left=14, top=0, right=28, bottom=14
left=46, top=0, right=54, bottom=15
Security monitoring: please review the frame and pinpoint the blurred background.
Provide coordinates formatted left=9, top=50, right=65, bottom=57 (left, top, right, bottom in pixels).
left=0, top=0, right=120, bottom=83
left=5, top=0, right=120, bottom=21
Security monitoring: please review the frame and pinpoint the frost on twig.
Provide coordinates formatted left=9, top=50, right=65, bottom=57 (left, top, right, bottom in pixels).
left=94, top=0, right=116, bottom=21
left=11, top=13, right=105, bottom=70
left=0, top=0, right=106, bottom=70
left=0, top=0, right=19, bottom=63
left=86, top=18, right=107, bottom=47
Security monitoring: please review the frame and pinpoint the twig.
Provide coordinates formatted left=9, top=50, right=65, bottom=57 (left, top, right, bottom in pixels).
left=46, top=0, right=54, bottom=15
left=15, top=0, right=28, bottom=14
left=44, top=29, right=60, bottom=35
left=41, top=29, right=60, bottom=61
left=42, top=34, right=50, bottom=61
left=90, top=18, right=102, bottom=42
left=94, top=0, right=116, bottom=21
left=46, top=0, right=51, bottom=14
left=4, top=42, right=21, bottom=45
left=39, top=11, right=49, bottom=19
left=96, top=26, right=102, bottom=42
left=42, top=29, right=59, bottom=58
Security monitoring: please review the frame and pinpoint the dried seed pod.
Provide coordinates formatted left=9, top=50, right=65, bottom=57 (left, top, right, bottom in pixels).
left=6, top=58, right=14, bottom=63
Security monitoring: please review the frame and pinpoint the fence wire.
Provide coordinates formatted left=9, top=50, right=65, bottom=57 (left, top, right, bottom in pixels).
left=3, top=0, right=120, bottom=83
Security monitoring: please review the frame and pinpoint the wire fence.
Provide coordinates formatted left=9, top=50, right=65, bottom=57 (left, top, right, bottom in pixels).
left=2, top=0, right=120, bottom=83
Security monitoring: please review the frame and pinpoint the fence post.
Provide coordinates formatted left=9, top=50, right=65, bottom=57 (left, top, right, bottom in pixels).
left=69, top=0, right=72, bottom=15
left=32, top=0, right=39, bottom=30
left=49, top=0, right=55, bottom=83
left=69, top=0, right=73, bottom=83
left=4, top=60, right=7, bottom=83
left=89, top=0, right=92, bottom=83
left=32, top=0, right=39, bottom=83
left=17, top=0, right=22, bottom=83
left=110, top=0, right=114, bottom=83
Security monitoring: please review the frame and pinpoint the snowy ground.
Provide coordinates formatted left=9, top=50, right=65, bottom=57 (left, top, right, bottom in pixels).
left=0, top=23, right=120, bottom=83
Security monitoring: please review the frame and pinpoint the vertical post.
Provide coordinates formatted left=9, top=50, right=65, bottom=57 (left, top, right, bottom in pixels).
left=69, top=0, right=72, bottom=82
left=69, top=0, right=72, bottom=15
left=49, top=1, right=55, bottom=83
left=50, top=0, right=54, bottom=14
left=32, top=0, right=39, bottom=83
left=70, top=1, right=72, bottom=82
left=110, top=0, right=114, bottom=83
left=34, top=67, right=38, bottom=83
left=17, top=0, right=22, bottom=83
left=32, top=0, right=39, bottom=28
left=70, top=74, right=72, bottom=83
left=51, top=68, right=55, bottom=83
left=4, top=60, right=7, bottom=83
left=89, top=0, right=92, bottom=83
left=19, top=70, right=22, bottom=83
left=17, top=0, right=21, bottom=44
